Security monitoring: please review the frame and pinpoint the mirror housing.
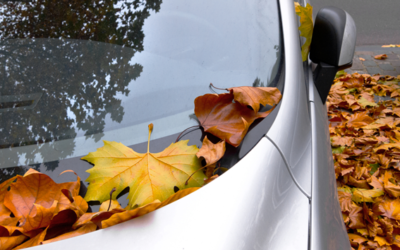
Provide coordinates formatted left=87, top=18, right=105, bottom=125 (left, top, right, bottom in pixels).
left=310, top=6, right=356, bottom=103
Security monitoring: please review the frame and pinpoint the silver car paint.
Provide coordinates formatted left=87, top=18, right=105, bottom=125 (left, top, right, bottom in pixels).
left=308, top=66, right=351, bottom=250
left=35, top=138, right=309, bottom=250
left=338, top=11, right=357, bottom=67
left=266, top=0, right=312, bottom=198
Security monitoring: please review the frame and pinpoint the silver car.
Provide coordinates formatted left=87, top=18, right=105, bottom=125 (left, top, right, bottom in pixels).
left=0, top=0, right=356, bottom=249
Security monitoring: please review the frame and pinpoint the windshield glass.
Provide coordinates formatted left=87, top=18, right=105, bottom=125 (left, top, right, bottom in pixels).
left=0, top=0, right=283, bottom=207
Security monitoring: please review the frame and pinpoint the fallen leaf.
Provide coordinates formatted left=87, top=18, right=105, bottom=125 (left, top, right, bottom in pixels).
left=375, top=198, right=400, bottom=220
left=375, top=236, right=390, bottom=246
left=194, top=93, right=274, bottom=147
left=349, top=204, right=366, bottom=229
left=101, top=187, right=200, bottom=229
left=383, top=171, right=400, bottom=198
left=22, top=202, right=58, bottom=232
left=338, top=191, right=352, bottom=212
left=42, top=223, right=97, bottom=245
left=0, top=176, right=18, bottom=225
left=58, top=170, right=81, bottom=197
left=331, top=136, right=353, bottom=147
left=348, top=233, right=368, bottom=247
left=359, top=57, right=366, bottom=61
left=347, top=111, right=374, bottom=128
left=197, top=136, right=226, bottom=167
left=14, top=227, right=47, bottom=249
left=295, top=3, right=313, bottom=61
left=0, top=235, right=28, bottom=250
left=4, top=172, right=61, bottom=227
left=374, top=143, right=400, bottom=152
left=358, top=96, right=377, bottom=108
left=352, top=188, right=384, bottom=203
left=227, top=86, right=281, bottom=113
left=368, top=176, right=384, bottom=190
left=374, top=54, right=388, bottom=60
left=99, top=200, right=122, bottom=212
left=83, top=124, right=205, bottom=208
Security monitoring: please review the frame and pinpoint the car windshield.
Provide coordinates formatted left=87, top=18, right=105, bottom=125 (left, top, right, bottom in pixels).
left=0, top=0, right=283, bottom=208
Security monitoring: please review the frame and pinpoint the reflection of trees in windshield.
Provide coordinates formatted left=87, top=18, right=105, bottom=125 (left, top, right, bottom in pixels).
left=0, top=0, right=161, bottom=49
left=0, top=0, right=162, bottom=177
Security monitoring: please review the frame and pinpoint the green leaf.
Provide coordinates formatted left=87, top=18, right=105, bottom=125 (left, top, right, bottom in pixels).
left=332, top=146, right=345, bottom=154
left=335, top=70, right=346, bottom=79
left=369, top=163, right=379, bottom=175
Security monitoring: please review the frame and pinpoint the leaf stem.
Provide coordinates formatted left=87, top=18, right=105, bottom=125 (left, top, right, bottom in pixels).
left=108, top=187, right=116, bottom=212
left=175, top=125, right=200, bottom=142
left=210, top=83, right=229, bottom=92
left=148, top=123, right=153, bottom=153
left=185, top=166, right=207, bottom=185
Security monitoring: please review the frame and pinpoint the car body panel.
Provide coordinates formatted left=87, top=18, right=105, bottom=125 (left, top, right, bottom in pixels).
left=308, top=66, right=351, bottom=250
left=267, top=0, right=312, bottom=197
left=33, top=138, right=309, bottom=250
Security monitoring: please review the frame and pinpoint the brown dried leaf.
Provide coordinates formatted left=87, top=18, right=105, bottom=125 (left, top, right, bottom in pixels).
left=194, top=93, right=275, bottom=147
left=42, top=223, right=97, bottom=245
left=375, top=54, right=388, bottom=60
left=228, top=86, right=282, bottom=113
left=347, top=112, right=374, bottom=128
left=338, top=191, right=352, bottom=212
left=196, top=136, right=226, bottom=167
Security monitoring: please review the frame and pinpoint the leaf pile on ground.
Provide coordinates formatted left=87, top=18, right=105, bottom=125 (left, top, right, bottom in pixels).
left=0, top=84, right=281, bottom=248
left=329, top=72, right=400, bottom=249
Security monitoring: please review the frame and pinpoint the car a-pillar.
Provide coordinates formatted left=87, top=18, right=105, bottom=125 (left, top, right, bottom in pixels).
left=310, top=6, right=357, bottom=103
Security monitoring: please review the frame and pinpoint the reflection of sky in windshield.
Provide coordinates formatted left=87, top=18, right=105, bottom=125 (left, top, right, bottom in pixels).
left=0, top=0, right=282, bottom=170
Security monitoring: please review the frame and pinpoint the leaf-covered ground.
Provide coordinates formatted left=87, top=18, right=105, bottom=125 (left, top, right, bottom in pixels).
left=329, top=72, right=400, bottom=249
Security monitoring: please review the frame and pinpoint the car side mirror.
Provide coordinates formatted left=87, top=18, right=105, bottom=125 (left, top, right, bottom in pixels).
left=310, top=6, right=356, bottom=104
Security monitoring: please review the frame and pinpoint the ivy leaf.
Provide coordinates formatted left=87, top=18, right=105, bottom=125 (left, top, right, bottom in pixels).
left=82, top=124, right=205, bottom=208
left=294, top=3, right=313, bottom=61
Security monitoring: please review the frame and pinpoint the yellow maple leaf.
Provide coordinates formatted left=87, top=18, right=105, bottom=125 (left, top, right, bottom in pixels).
left=294, top=2, right=313, bottom=61
left=358, top=96, right=377, bottom=108
left=82, top=124, right=205, bottom=208
left=351, top=188, right=384, bottom=203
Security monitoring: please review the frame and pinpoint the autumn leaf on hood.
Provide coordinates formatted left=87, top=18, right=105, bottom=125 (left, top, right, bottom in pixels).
left=294, top=2, right=313, bottom=61
left=374, top=54, right=388, bottom=60
left=196, top=136, right=226, bottom=178
left=197, top=136, right=226, bottom=166
left=82, top=124, right=205, bottom=208
left=100, top=187, right=199, bottom=229
left=194, top=93, right=275, bottom=147
left=227, top=86, right=281, bottom=113
left=4, top=172, right=61, bottom=229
